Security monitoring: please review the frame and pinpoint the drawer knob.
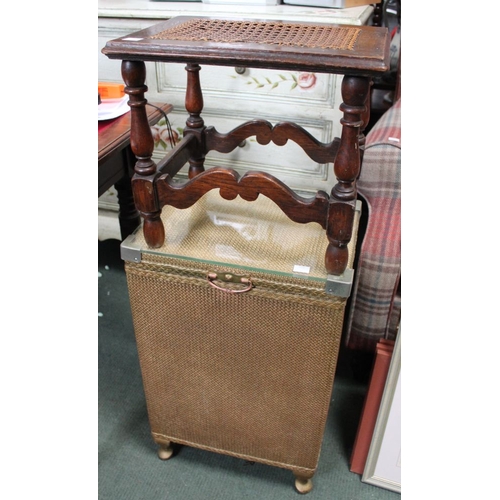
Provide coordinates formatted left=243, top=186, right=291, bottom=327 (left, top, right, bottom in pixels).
left=234, top=66, right=246, bottom=75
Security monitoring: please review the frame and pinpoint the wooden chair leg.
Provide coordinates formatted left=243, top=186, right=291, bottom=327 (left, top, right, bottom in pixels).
left=185, top=63, right=206, bottom=179
left=121, top=59, right=165, bottom=248
left=325, top=74, right=370, bottom=275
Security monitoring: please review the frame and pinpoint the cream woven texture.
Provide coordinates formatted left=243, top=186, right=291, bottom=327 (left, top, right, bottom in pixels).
left=151, top=18, right=361, bottom=50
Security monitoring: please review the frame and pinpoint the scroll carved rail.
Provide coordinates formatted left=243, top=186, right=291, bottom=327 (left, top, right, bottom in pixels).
left=156, top=167, right=330, bottom=229
left=204, top=121, right=341, bottom=164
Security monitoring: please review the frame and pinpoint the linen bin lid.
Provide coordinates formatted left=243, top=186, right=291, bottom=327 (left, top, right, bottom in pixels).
left=121, top=190, right=360, bottom=285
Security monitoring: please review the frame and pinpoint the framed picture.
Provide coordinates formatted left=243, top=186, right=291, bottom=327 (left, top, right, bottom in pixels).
left=362, top=326, right=401, bottom=493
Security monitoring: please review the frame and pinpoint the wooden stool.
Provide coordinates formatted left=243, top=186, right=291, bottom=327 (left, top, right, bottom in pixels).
left=102, top=16, right=389, bottom=276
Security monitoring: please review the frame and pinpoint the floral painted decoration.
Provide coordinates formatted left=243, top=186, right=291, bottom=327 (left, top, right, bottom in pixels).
left=238, top=72, right=317, bottom=91
left=151, top=119, right=183, bottom=150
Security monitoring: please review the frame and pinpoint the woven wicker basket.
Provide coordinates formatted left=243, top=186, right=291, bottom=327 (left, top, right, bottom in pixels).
left=122, top=191, right=360, bottom=492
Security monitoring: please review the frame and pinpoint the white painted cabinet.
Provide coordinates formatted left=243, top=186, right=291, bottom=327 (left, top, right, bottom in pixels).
left=98, top=0, right=373, bottom=239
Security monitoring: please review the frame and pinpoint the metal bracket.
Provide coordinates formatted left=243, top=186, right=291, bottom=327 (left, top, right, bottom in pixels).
left=325, top=268, right=354, bottom=298
left=120, top=231, right=142, bottom=263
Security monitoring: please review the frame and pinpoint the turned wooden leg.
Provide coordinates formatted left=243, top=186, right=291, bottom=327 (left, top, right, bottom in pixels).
left=294, top=473, right=314, bottom=494
left=121, top=59, right=165, bottom=248
left=325, top=75, right=370, bottom=275
left=184, top=63, right=206, bottom=179
left=157, top=441, right=174, bottom=460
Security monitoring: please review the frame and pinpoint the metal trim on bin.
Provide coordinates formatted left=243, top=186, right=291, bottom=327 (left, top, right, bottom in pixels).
left=121, top=199, right=361, bottom=296
left=325, top=268, right=354, bottom=298
left=121, top=229, right=143, bottom=263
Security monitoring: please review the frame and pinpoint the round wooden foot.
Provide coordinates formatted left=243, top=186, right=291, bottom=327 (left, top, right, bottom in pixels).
left=294, top=476, right=313, bottom=494
left=157, top=442, right=174, bottom=460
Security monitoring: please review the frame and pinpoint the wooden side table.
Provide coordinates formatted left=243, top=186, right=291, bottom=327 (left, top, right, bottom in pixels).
left=102, top=16, right=389, bottom=273
left=98, top=101, right=173, bottom=239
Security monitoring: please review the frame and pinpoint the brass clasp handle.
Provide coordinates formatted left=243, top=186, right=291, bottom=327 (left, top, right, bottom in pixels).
left=207, top=272, right=253, bottom=293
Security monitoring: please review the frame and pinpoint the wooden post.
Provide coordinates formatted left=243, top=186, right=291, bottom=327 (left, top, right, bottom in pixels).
left=184, top=63, right=206, bottom=179
left=325, top=75, right=370, bottom=275
left=121, top=59, right=164, bottom=248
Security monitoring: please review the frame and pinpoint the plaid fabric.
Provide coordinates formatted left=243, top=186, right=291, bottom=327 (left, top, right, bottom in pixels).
left=344, top=99, right=401, bottom=352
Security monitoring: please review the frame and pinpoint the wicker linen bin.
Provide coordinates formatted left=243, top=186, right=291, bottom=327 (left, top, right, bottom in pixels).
left=121, top=191, right=360, bottom=494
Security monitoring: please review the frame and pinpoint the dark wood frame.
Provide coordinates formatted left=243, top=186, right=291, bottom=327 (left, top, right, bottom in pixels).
left=102, top=16, right=390, bottom=275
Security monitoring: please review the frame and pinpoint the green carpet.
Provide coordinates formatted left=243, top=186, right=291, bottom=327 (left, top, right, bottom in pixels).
left=98, top=239, right=400, bottom=500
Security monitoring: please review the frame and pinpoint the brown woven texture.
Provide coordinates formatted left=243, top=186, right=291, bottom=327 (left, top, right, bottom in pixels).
left=151, top=18, right=361, bottom=50
left=126, top=258, right=345, bottom=474
left=124, top=193, right=359, bottom=475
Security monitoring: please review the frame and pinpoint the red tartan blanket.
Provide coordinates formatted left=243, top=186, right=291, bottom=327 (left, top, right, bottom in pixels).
left=344, top=99, right=401, bottom=352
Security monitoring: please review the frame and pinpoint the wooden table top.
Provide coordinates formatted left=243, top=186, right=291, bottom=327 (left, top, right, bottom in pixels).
left=98, top=101, right=173, bottom=165
left=102, top=16, right=390, bottom=75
